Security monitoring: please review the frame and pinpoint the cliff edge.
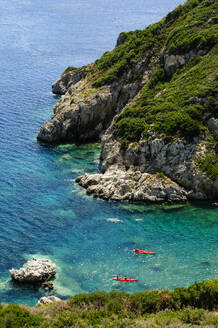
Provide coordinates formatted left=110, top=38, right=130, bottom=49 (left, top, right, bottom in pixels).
left=38, top=0, right=218, bottom=202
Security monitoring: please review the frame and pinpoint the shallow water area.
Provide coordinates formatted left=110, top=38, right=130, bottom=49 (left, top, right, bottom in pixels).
left=0, top=0, right=217, bottom=306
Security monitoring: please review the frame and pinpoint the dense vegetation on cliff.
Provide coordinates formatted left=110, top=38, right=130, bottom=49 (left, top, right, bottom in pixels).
left=38, top=0, right=218, bottom=199
left=61, top=0, right=218, bottom=180
left=103, top=0, right=218, bottom=181
left=91, top=0, right=217, bottom=88
left=0, top=279, right=217, bottom=327
left=110, top=0, right=217, bottom=142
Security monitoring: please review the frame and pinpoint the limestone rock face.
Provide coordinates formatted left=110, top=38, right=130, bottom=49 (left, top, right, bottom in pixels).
left=38, top=25, right=215, bottom=202
left=164, top=49, right=207, bottom=76
left=52, top=67, right=90, bottom=95
left=37, top=296, right=61, bottom=306
left=37, top=86, right=119, bottom=143
left=37, top=51, right=153, bottom=143
left=76, top=168, right=188, bottom=202
left=10, top=259, right=56, bottom=283
left=97, top=126, right=218, bottom=201
left=207, top=118, right=218, bottom=140
left=164, top=54, right=186, bottom=76
left=116, top=32, right=127, bottom=47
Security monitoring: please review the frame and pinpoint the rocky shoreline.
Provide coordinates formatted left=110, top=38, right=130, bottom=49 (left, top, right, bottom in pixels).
left=76, top=169, right=187, bottom=203
left=37, top=61, right=218, bottom=202
left=37, top=53, right=152, bottom=143
left=37, top=1, right=218, bottom=203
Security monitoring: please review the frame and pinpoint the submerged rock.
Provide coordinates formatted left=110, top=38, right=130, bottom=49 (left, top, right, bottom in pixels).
left=37, top=296, right=61, bottom=306
left=42, top=281, right=54, bottom=290
left=10, top=258, right=56, bottom=283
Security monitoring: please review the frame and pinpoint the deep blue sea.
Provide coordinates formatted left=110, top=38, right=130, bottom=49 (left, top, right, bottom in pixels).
left=0, top=0, right=217, bottom=306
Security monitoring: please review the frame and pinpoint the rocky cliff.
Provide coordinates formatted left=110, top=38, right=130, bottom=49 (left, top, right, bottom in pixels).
left=38, top=0, right=218, bottom=202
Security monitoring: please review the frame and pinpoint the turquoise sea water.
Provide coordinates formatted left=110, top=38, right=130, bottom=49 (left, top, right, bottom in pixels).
left=0, top=0, right=217, bottom=306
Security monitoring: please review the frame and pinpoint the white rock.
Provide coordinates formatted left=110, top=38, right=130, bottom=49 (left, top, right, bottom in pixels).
left=37, top=296, right=61, bottom=306
left=10, top=258, right=56, bottom=283
left=76, top=169, right=187, bottom=202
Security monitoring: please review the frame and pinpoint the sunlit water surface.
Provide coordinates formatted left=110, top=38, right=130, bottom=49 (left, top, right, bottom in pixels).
left=0, top=0, right=217, bottom=306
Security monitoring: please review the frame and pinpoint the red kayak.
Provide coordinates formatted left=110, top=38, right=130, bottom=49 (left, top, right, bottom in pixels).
left=113, top=275, right=138, bottom=282
left=133, top=248, right=156, bottom=255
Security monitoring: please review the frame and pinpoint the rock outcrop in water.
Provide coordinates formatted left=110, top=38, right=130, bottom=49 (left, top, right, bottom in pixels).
left=10, top=259, right=56, bottom=284
left=38, top=0, right=218, bottom=202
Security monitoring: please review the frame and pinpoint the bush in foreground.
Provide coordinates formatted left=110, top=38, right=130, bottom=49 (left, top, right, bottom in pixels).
left=0, top=279, right=217, bottom=327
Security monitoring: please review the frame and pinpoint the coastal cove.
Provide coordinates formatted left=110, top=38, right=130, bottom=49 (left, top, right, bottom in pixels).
left=0, top=0, right=217, bottom=307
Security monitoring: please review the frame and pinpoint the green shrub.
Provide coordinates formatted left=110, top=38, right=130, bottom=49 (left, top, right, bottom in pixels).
left=197, top=153, right=218, bottom=180
left=120, top=139, right=129, bottom=151
left=129, top=291, right=160, bottom=314
left=61, top=66, right=76, bottom=76
left=171, top=279, right=218, bottom=310
left=47, top=312, right=79, bottom=328
left=180, top=308, right=206, bottom=324
left=155, top=111, right=202, bottom=138
left=167, top=27, right=218, bottom=55
left=148, top=68, right=166, bottom=89
left=113, top=117, right=148, bottom=145
left=171, top=287, right=193, bottom=309
left=112, top=39, right=217, bottom=144
left=0, top=280, right=217, bottom=327
left=0, top=304, right=42, bottom=328
left=68, top=291, right=109, bottom=310
left=87, top=0, right=218, bottom=92
left=165, top=4, right=184, bottom=23
left=189, top=279, right=218, bottom=310
left=185, top=105, right=203, bottom=121
left=84, top=310, right=111, bottom=325
left=90, top=23, right=161, bottom=87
